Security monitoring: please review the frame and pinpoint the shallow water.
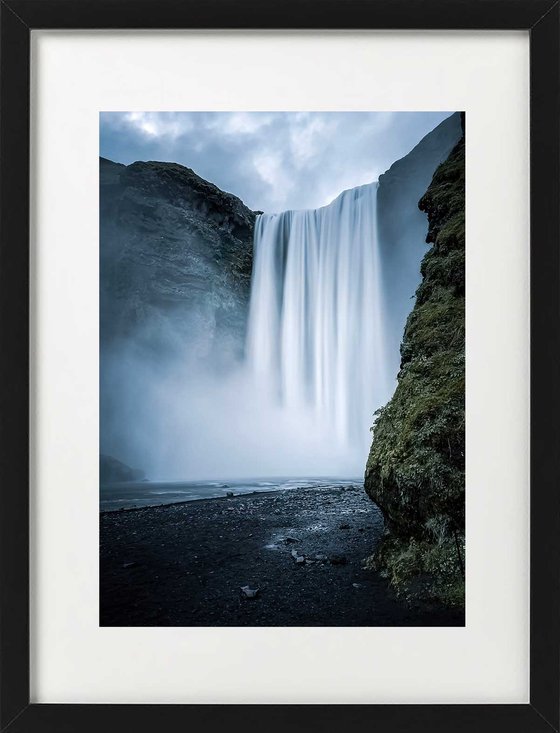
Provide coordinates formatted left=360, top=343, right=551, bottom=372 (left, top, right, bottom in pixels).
left=100, top=477, right=361, bottom=511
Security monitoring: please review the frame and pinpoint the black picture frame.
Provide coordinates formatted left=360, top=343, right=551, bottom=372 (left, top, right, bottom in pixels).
left=0, top=1, right=558, bottom=730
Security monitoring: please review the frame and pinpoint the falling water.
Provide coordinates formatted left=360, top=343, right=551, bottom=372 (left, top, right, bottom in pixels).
left=246, top=182, right=392, bottom=465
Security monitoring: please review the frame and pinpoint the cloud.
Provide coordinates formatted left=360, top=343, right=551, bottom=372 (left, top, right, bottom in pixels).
left=121, top=112, right=192, bottom=140
left=100, top=111, right=452, bottom=213
left=218, top=112, right=275, bottom=136
left=289, top=114, right=335, bottom=167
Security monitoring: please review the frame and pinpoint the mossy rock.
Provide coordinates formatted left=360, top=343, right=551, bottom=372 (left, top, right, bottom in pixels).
left=365, top=131, right=465, bottom=608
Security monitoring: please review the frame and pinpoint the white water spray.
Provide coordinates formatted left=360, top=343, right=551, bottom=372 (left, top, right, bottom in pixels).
left=246, top=182, right=393, bottom=467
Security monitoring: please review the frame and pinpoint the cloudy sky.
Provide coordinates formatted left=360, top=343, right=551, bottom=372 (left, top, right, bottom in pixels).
left=100, top=111, right=452, bottom=213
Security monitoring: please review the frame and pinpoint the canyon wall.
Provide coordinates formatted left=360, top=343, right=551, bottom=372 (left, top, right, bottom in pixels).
left=100, top=158, right=256, bottom=473
left=365, top=119, right=465, bottom=607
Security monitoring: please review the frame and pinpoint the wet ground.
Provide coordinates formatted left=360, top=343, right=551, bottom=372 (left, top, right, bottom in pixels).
left=100, top=483, right=464, bottom=626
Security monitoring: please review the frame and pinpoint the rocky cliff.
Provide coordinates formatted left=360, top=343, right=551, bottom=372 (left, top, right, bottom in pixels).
left=377, top=112, right=463, bottom=376
left=365, top=120, right=465, bottom=607
left=100, top=158, right=257, bottom=470
left=100, top=157, right=256, bottom=362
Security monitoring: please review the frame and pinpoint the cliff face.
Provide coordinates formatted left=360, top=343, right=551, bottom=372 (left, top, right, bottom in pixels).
left=377, top=112, right=463, bottom=375
left=100, top=158, right=257, bottom=470
left=100, top=157, right=256, bottom=364
left=365, top=123, right=465, bottom=607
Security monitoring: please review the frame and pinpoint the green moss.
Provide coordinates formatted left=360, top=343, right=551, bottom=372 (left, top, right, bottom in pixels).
left=365, top=133, right=465, bottom=607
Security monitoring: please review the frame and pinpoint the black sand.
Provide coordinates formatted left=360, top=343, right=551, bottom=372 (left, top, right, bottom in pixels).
left=100, top=484, right=464, bottom=626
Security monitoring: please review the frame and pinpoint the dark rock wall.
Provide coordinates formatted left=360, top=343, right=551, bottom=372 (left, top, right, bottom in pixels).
left=100, top=157, right=256, bottom=468
left=377, top=112, right=463, bottom=379
left=365, top=120, right=465, bottom=607
left=100, top=157, right=256, bottom=362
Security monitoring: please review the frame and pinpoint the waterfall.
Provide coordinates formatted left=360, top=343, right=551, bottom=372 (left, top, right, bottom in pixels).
left=246, top=182, right=392, bottom=467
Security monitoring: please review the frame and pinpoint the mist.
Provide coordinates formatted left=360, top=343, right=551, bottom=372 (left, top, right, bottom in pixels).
left=101, top=338, right=368, bottom=481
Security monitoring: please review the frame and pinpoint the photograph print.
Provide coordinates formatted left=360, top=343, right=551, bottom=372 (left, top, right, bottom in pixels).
left=99, top=111, right=465, bottom=626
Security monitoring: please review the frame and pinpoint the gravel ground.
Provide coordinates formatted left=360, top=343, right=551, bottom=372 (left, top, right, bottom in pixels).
left=100, top=483, right=464, bottom=626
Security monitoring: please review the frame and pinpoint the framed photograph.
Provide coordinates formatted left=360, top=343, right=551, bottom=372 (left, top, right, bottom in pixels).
left=0, top=0, right=558, bottom=730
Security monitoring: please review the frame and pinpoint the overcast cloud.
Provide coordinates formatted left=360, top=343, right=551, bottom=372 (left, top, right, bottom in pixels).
left=100, top=111, right=452, bottom=213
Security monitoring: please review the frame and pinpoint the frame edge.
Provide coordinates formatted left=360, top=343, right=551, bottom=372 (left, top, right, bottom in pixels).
left=529, top=2, right=560, bottom=730
left=0, top=2, right=31, bottom=731
left=0, top=1, right=557, bottom=730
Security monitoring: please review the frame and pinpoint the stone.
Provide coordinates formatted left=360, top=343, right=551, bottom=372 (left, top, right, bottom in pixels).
left=329, top=555, right=347, bottom=566
left=291, top=550, right=305, bottom=564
